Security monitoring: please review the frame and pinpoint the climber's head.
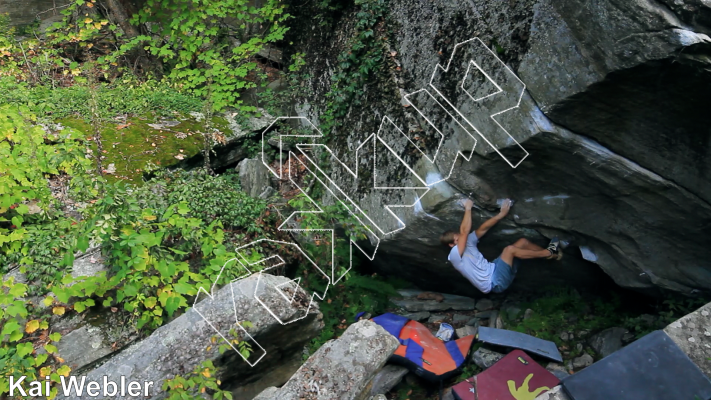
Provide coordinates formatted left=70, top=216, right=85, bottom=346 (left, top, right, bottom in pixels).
left=440, top=230, right=459, bottom=248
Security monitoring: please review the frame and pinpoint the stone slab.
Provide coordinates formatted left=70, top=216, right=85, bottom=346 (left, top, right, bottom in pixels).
left=61, top=274, right=322, bottom=400
left=391, top=290, right=476, bottom=312
left=664, top=301, right=711, bottom=376
left=253, top=320, right=400, bottom=400
left=368, top=365, right=409, bottom=395
left=561, top=330, right=711, bottom=400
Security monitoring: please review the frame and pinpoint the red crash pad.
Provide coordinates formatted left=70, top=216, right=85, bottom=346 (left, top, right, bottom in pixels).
left=453, top=350, right=559, bottom=400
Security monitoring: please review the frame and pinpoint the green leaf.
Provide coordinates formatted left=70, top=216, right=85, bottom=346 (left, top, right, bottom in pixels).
left=174, top=282, right=194, bottom=295
left=144, top=297, right=157, bottom=309
left=17, top=342, right=34, bottom=358
left=74, top=302, right=87, bottom=313
left=44, top=343, right=58, bottom=354
left=122, top=282, right=139, bottom=297
left=8, top=283, right=27, bottom=297
left=34, top=353, right=49, bottom=366
left=7, top=301, right=28, bottom=318
left=1, top=319, right=20, bottom=337
left=77, top=235, right=89, bottom=252
left=165, top=295, right=182, bottom=316
left=11, top=215, right=24, bottom=227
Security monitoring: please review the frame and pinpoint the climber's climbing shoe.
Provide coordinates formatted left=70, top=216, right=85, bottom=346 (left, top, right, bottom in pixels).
left=546, top=237, right=563, bottom=260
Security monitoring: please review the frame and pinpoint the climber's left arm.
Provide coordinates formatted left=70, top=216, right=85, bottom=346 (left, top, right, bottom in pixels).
left=475, top=199, right=511, bottom=238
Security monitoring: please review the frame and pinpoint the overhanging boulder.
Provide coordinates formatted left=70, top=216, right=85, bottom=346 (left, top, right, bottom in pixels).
left=284, top=0, right=711, bottom=295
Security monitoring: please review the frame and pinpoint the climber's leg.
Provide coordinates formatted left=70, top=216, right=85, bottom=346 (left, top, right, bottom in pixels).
left=512, top=238, right=545, bottom=251
left=499, top=244, right=551, bottom=266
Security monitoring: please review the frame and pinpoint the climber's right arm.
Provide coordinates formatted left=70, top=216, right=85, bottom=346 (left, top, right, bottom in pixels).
left=458, top=200, right=473, bottom=256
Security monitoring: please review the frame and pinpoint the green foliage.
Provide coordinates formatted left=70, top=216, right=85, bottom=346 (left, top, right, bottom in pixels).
left=503, top=288, right=711, bottom=360
left=0, top=104, right=97, bottom=256
left=284, top=191, right=398, bottom=358
left=256, top=52, right=312, bottom=117
left=48, top=173, right=268, bottom=331
left=1, top=108, right=272, bottom=335
left=215, top=324, right=253, bottom=360
left=142, top=169, right=269, bottom=234
left=504, top=288, right=624, bottom=346
left=0, top=76, right=204, bottom=120
left=120, top=0, right=290, bottom=111
left=162, top=360, right=233, bottom=400
left=0, top=277, right=70, bottom=399
left=319, top=0, right=388, bottom=144
left=2, top=0, right=291, bottom=113
left=0, top=13, right=13, bottom=47
left=1, top=217, right=82, bottom=295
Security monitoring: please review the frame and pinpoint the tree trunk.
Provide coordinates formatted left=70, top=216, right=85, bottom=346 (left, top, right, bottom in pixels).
left=105, top=0, right=141, bottom=39
left=101, top=0, right=162, bottom=77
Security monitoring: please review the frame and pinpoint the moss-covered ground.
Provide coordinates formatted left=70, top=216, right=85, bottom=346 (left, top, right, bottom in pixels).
left=59, top=113, right=231, bottom=183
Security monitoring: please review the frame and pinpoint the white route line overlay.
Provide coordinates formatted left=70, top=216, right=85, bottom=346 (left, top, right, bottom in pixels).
left=193, top=37, right=530, bottom=365
left=429, top=37, right=528, bottom=169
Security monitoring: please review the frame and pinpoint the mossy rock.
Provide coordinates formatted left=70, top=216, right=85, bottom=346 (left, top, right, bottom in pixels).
left=59, top=113, right=230, bottom=184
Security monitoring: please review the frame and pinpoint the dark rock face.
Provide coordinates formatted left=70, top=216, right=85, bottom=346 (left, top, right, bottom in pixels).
left=284, top=0, right=711, bottom=296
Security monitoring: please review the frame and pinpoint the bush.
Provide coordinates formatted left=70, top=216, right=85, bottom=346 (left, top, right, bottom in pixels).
left=136, top=169, right=268, bottom=234
left=0, top=77, right=205, bottom=120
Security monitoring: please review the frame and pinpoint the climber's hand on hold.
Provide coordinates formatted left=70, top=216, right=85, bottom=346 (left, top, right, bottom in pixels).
left=498, top=199, right=512, bottom=219
left=463, top=199, right=473, bottom=210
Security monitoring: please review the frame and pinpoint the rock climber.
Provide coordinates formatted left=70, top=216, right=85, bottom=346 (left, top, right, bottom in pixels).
left=440, top=198, right=562, bottom=294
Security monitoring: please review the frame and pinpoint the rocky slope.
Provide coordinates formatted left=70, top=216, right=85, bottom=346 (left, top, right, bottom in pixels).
left=282, top=0, right=711, bottom=296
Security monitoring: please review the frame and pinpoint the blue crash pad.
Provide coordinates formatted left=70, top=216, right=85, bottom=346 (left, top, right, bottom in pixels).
left=562, top=330, right=711, bottom=400
left=477, top=327, right=563, bottom=363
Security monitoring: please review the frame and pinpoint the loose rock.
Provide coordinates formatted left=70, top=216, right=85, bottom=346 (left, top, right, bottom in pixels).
left=64, top=274, right=322, bottom=400
left=254, top=320, right=399, bottom=400
left=572, top=353, right=594, bottom=369
left=524, top=309, right=534, bottom=320
left=488, top=311, right=499, bottom=328
left=589, top=327, right=628, bottom=358
left=453, top=314, right=470, bottom=323
left=476, top=298, right=494, bottom=311
left=664, top=302, right=711, bottom=376
left=368, top=365, right=408, bottom=396
left=428, top=314, right=446, bottom=323
left=472, top=347, right=505, bottom=369
left=403, top=311, right=430, bottom=321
